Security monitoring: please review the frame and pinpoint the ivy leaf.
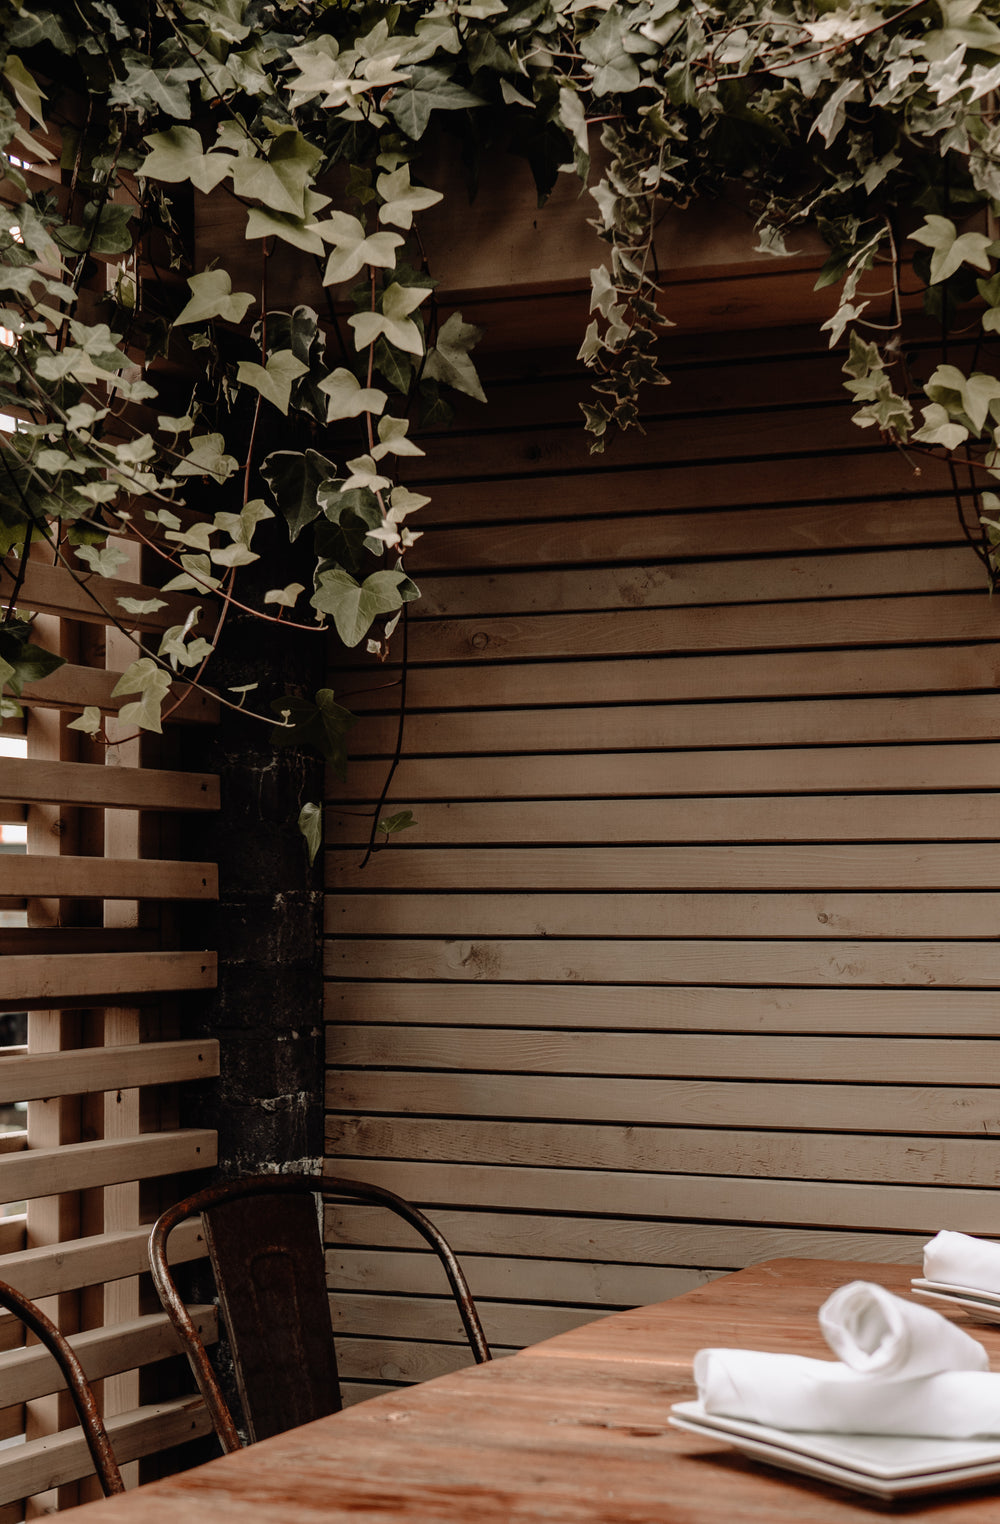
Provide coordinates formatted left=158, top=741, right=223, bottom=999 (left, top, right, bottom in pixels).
left=244, top=205, right=325, bottom=255
left=348, top=283, right=431, bottom=356
left=270, top=689, right=356, bottom=776
left=109, top=51, right=201, bottom=118
left=141, top=127, right=233, bottom=194
left=230, top=130, right=322, bottom=219
left=111, top=657, right=173, bottom=733
left=580, top=12, right=642, bottom=94
left=117, top=596, right=168, bottom=617
left=261, top=448, right=338, bottom=542
left=912, top=402, right=970, bottom=450
left=375, top=166, right=443, bottom=230
left=377, top=809, right=415, bottom=836
left=175, top=269, right=256, bottom=326
left=236, top=349, right=309, bottom=414
left=67, top=705, right=103, bottom=735
left=175, top=433, right=239, bottom=481
left=310, top=567, right=415, bottom=647
left=74, top=542, right=130, bottom=577
left=0, top=624, right=65, bottom=695
left=910, top=215, right=994, bottom=285
left=422, top=312, right=486, bottom=401
left=383, top=65, right=484, bottom=138
left=264, top=583, right=305, bottom=608
left=2, top=55, right=47, bottom=124
left=318, top=367, right=388, bottom=421
left=319, top=211, right=404, bottom=285
left=55, top=201, right=133, bottom=256
left=372, top=414, right=425, bottom=459
left=298, top=801, right=322, bottom=865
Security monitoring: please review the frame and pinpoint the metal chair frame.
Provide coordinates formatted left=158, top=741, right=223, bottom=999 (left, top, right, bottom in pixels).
left=0, top=1277, right=125, bottom=1495
left=149, top=1173, right=491, bottom=1454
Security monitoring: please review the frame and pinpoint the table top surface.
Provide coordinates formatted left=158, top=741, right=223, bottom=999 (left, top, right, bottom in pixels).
left=65, top=1257, right=1000, bottom=1522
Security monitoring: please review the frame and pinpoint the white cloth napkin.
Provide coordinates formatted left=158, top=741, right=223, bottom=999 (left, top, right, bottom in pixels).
left=693, top=1280, right=994, bottom=1437
left=924, top=1230, right=1000, bottom=1296
left=694, top=1348, right=1000, bottom=1437
left=819, top=1279, right=987, bottom=1377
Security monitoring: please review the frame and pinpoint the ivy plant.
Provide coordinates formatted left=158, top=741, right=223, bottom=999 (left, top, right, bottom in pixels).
left=3, top=0, right=1000, bottom=787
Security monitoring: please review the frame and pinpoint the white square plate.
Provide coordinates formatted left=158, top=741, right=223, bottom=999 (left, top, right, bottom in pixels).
left=911, top=1278, right=1000, bottom=1324
left=669, top=1401, right=1000, bottom=1499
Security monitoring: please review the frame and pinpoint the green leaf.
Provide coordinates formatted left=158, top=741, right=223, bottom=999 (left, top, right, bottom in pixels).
left=270, top=689, right=356, bottom=776
left=67, top=705, right=102, bottom=735
left=141, top=127, right=233, bottom=194
left=376, top=167, right=443, bottom=230
left=264, top=583, right=305, bottom=608
left=377, top=809, right=415, bottom=836
left=580, top=12, right=642, bottom=94
left=175, top=270, right=256, bottom=326
left=298, top=801, right=322, bottom=865
left=320, top=211, right=404, bottom=285
left=236, top=350, right=309, bottom=414
left=117, top=596, right=168, bottom=616
left=912, top=402, right=970, bottom=450
left=244, top=205, right=325, bottom=255
left=0, top=625, right=65, bottom=695
left=74, top=542, right=130, bottom=577
left=111, top=657, right=172, bottom=734
left=383, top=65, right=484, bottom=139
left=261, top=448, right=338, bottom=542
left=175, top=433, right=239, bottom=481
left=230, top=130, right=322, bottom=219
left=54, top=201, right=134, bottom=257
left=310, top=567, right=414, bottom=647
left=910, top=216, right=994, bottom=285
left=2, top=56, right=47, bottom=125
left=349, top=282, right=431, bottom=357
left=318, top=368, right=388, bottom=421
left=422, top=312, right=486, bottom=402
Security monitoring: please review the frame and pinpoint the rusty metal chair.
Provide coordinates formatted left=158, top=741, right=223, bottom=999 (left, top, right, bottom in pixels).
left=148, top=1172, right=491, bottom=1453
left=0, top=1277, right=125, bottom=1495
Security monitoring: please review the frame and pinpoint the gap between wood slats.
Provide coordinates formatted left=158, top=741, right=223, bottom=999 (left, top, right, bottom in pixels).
left=322, top=1208, right=931, bottom=1270
left=325, top=938, right=1000, bottom=987
left=344, top=692, right=1000, bottom=756
left=325, top=1071, right=1000, bottom=1134
left=326, top=1028, right=1000, bottom=1084
left=325, top=981, right=1000, bottom=1035
left=325, top=844, right=1000, bottom=891
left=326, top=1116, right=1000, bottom=1188
left=339, top=644, right=1000, bottom=714
left=0, top=952, right=217, bottom=1005
left=334, top=743, right=1000, bottom=801
left=0, top=1396, right=210, bottom=1505
left=0, top=756, right=219, bottom=811
left=6, top=855, right=217, bottom=900
left=328, top=794, right=1000, bottom=845
left=0, top=1129, right=216, bottom=1202
left=0, top=1307, right=216, bottom=1409
left=0, top=1219, right=206, bottom=1300
left=0, top=1040, right=219, bottom=1100
left=320, top=1160, right=1000, bottom=1236
left=326, top=891, right=1000, bottom=940
left=19, top=664, right=217, bottom=723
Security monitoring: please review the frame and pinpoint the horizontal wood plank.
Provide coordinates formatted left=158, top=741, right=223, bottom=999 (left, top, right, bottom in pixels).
left=330, top=1293, right=606, bottom=1348
left=4, top=856, right=217, bottom=901
left=0, top=757, right=219, bottom=811
left=5, top=559, right=203, bottom=633
left=324, top=980, right=1000, bottom=1034
left=327, top=1027, right=1000, bottom=1083
left=19, top=665, right=217, bottom=724
left=0, top=952, right=217, bottom=1005
left=326, top=891, right=1000, bottom=940
left=0, top=1396, right=210, bottom=1505
left=0, top=1130, right=216, bottom=1202
left=0, top=1041, right=220, bottom=1101
left=0, top=1307, right=217, bottom=1409
left=326, top=843, right=1000, bottom=891
left=0, top=1220, right=206, bottom=1300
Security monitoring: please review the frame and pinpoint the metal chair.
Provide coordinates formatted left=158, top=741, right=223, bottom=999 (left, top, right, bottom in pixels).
left=148, top=1172, right=491, bottom=1453
left=0, top=1278, right=124, bottom=1495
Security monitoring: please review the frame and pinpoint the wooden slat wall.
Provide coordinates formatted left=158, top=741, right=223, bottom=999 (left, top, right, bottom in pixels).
left=324, top=325, right=1000, bottom=1403
left=0, top=545, right=220, bottom=1511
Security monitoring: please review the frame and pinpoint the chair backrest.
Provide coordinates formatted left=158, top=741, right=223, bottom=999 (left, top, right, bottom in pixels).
left=0, top=1278, right=124, bottom=1496
left=149, top=1173, right=491, bottom=1453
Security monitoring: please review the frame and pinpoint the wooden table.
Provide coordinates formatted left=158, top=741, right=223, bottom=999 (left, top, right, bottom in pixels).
left=65, top=1259, right=1000, bottom=1521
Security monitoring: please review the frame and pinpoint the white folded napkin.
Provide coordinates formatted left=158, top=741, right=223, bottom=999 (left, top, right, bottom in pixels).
left=694, top=1348, right=1000, bottom=1438
left=819, top=1279, right=988, bottom=1377
left=924, top=1230, right=1000, bottom=1296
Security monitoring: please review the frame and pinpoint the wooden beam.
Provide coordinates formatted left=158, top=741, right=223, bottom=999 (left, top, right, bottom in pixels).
left=0, top=952, right=217, bottom=1005
left=0, top=756, right=219, bottom=811
left=0, top=1040, right=219, bottom=1100
left=0, top=1130, right=216, bottom=1201
left=4, top=856, right=217, bottom=901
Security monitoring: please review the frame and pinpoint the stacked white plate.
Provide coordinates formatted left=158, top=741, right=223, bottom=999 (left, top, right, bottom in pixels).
left=911, top=1277, right=1000, bottom=1326
left=669, top=1401, right=1000, bottom=1498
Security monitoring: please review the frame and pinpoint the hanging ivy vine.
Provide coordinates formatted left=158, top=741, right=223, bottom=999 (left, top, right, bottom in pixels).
left=3, top=0, right=1000, bottom=789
